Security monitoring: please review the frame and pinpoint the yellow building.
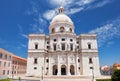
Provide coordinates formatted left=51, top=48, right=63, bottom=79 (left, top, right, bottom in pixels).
left=113, top=63, right=120, bottom=70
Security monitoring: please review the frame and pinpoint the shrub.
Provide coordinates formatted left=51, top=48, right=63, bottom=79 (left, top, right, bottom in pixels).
left=111, top=70, right=120, bottom=81
left=97, top=79, right=111, bottom=81
left=0, top=78, right=11, bottom=81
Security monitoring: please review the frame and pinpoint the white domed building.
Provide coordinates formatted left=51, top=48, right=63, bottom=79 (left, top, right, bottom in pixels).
left=26, top=7, right=100, bottom=77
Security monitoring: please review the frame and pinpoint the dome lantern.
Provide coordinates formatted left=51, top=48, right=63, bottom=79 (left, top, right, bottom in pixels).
left=58, top=6, right=64, bottom=14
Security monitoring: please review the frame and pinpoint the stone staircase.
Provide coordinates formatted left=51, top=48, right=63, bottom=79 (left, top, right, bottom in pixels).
left=9, top=75, right=111, bottom=81
left=43, top=76, right=94, bottom=81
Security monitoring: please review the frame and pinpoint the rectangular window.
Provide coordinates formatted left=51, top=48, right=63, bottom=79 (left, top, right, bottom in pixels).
left=4, top=62, right=6, bottom=67
left=62, top=43, right=65, bottom=50
left=77, top=46, right=79, bottom=49
left=34, top=67, right=37, bottom=70
left=3, top=70, right=5, bottom=75
left=53, top=44, right=56, bottom=51
left=47, top=41, right=49, bottom=44
left=47, top=46, right=49, bottom=49
left=70, top=39, right=73, bottom=42
left=35, top=44, right=38, bottom=49
left=4, top=55, right=7, bottom=59
left=89, top=58, right=93, bottom=64
left=7, top=70, right=9, bottom=75
left=90, top=67, right=93, bottom=69
left=88, top=44, right=91, bottom=49
left=8, top=62, right=10, bottom=67
left=70, top=44, right=73, bottom=51
left=54, top=39, right=57, bottom=42
left=77, top=41, right=79, bottom=44
left=62, top=38, right=65, bottom=41
left=0, top=53, right=2, bottom=58
left=0, top=61, right=1, bottom=66
left=46, top=59, right=49, bottom=63
left=9, top=56, right=11, bottom=60
left=78, top=59, right=80, bottom=62
left=34, top=58, right=37, bottom=64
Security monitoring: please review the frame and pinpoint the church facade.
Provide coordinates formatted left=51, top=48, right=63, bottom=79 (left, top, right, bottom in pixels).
left=26, top=7, right=100, bottom=77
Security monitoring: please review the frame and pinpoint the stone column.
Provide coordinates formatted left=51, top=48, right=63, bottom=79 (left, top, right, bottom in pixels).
left=57, top=54, right=61, bottom=75
left=76, top=53, right=78, bottom=75
left=48, top=55, right=50, bottom=75
left=67, top=53, right=70, bottom=75
left=48, top=55, right=51, bottom=75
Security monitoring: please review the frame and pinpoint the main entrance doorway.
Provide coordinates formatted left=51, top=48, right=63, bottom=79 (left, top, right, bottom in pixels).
left=61, top=65, right=66, bottom=75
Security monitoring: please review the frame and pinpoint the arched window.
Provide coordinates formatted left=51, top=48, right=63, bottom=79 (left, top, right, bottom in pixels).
left=52, top=28, right=55, bottom=33
left=60, top=27, right=65, bottom=32
left=70, top=28, right=72, bottom=32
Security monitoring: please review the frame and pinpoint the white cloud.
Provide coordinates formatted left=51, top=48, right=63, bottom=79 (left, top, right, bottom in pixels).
left=43, top=0, right=111, bottom=21
left=25, top=0, right=113, bottom=33
left=26, top=0, right=111, bottom=21
left=66, top=7, right=84, bottom=15
left=76, top=0, right=94, bottom=6
left=49, top=0, right=73, bottom=7
left=21, top=34, right=28, bottom=39
left=25, top=1, right=48, bottom=34
left=18, top=24, right=28, bottom=39
left=21, top=43, right=27, bottom=48
left=106, top=41, right=114, bottom=47
left=87, top=0, right=111, bottom=9
left=43, top=9, right=57, bottom=20
left=18, top=24, right=23, bottom=32
left=31, top=15, right=47, bottom=34
left=89, top=17, right=120, bottom=47
left=43, top=0, right=94, bottom=20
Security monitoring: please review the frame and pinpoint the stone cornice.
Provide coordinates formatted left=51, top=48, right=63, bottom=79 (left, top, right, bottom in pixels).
left=50, top=33, right=76, bottom=38
left=29, top=34, right=46, bottom=39
left=78, top=34, right=97, bottom=39
left=49, top=22, right=74, bottom=29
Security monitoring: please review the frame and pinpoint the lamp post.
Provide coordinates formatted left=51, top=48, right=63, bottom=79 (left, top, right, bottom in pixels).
left=91, top=67, right=94, bottom=81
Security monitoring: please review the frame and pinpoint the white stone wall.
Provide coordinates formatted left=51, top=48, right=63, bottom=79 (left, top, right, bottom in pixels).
left=26, top=34, right=100, bottom=77
left=79, top=34, right=100, bottom=76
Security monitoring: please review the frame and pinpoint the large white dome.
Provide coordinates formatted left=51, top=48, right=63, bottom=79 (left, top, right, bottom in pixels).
left=50, top=14, right=73, bottom=24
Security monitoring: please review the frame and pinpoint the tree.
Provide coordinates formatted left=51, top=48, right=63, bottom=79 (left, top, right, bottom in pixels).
left=111, top=70, right=120, bottom=81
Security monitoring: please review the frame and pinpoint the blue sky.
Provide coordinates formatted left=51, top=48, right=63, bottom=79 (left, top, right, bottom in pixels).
left=0, top=0, right=120, bottom=66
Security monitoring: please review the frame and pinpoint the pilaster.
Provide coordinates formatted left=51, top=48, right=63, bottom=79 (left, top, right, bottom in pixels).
left=67, top=54, right=70, bottom=75
left=57, top=54, right=61, bottom=75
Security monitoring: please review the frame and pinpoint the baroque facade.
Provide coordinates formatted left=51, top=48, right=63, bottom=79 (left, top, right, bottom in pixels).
left=26, top=7, right=100, bottom=77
